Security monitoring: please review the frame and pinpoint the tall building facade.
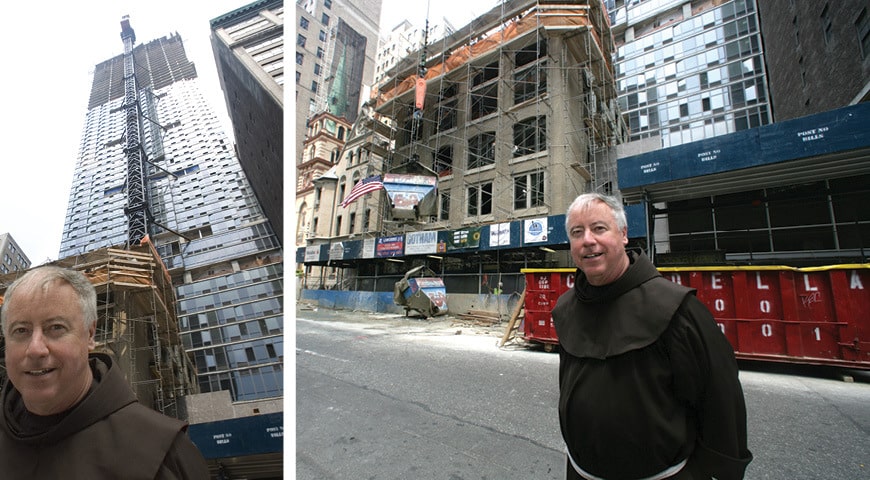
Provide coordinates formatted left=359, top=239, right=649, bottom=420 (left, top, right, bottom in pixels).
left=757, top=0, right=870, bottom=121
left=294, top=0, right=383, bottom=164
left=608, top=0, right=772, bottom=148
left=210, top=0, right=285, bottom=246
left=60, top=26, right=284, bottom=403
left=374, top=18, right=456, bottom=88
left=0, top=233, right=30, bottom=275
left=606, top=0, right=869, bottom=265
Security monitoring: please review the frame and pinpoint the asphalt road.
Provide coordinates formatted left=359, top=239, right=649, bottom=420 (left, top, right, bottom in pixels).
left=294, top=305, right=870, bottom=480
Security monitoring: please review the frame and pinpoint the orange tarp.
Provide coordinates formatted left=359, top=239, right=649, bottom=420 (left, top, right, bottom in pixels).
left=374, top=6, right=600, bottom=108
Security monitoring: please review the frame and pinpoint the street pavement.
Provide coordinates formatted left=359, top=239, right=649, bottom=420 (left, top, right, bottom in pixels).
left=294, top=303, right=870, bottom=480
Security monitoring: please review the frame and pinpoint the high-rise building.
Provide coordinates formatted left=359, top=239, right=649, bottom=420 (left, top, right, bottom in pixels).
left=757, top=0, right=870, bottom=121
left=374, top=18, right=456, bottom=88
left=210, top=0, right=285, bottom=246
left=294, top=0, right=383, bottom=164
left=0, top=233, right=30, bottom=275
left=607, top=0, right=772, bottom=148
left=60, top=23, right=284, bottom=405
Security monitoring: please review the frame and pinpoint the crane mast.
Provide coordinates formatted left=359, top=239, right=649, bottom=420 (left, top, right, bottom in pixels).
left=120, top=16, right=150, bottom=245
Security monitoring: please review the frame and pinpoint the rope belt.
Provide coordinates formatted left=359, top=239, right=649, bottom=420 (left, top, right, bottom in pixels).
left=568, top=450, right=688, bottom=480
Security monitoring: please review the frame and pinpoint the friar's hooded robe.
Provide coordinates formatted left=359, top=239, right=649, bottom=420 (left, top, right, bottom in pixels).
left=0, top=352, right=208, bottom=479
left=553, top=251, right=752, bottom=480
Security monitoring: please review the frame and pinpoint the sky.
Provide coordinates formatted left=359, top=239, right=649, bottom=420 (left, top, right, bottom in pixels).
left=0, top=1, right=245, bottom=266
left=378, top=0, right=499, bottom=35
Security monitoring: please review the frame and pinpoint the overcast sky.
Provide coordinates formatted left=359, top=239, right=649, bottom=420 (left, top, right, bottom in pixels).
left=378, top=0, right=498, bottom=35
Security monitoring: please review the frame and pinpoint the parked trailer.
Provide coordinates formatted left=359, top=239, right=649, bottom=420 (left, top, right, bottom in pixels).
left=520, top=264, right=870, bottom=369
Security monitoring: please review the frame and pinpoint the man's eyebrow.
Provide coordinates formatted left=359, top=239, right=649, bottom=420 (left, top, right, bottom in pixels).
left=44, top=316, right=73, bottom=324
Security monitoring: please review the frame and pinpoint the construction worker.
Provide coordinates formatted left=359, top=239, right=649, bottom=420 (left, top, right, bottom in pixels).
left=0, top=266, right=209, bottom=478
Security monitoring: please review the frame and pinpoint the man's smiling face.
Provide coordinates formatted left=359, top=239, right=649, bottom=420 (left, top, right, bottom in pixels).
left=567, top=199, right=630, bottom=286
left=4, top=279, right=95, bottom=416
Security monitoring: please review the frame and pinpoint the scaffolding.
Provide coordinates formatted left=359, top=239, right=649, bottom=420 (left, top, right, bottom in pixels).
left=370, top=0, right=628, bottom=238
left=0, top=239, right=198, bottom=420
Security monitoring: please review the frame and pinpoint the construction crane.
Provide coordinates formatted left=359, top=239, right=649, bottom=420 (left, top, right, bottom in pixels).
left=120, top=16, right=151, bottom=246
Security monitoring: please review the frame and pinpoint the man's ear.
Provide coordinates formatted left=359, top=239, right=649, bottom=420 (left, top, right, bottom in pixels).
left=87, top=323, right=96, bottom=350
left=622, top=227, right=629, bottom=245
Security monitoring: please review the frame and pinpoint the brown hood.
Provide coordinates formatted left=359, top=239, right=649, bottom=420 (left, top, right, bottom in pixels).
left=1, top=352, right=137, bottom=445
left=553, top=251, right=695, bottom=359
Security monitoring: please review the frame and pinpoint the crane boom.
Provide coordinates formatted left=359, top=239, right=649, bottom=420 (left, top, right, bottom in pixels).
left=120, top=15, right=150, bottom=245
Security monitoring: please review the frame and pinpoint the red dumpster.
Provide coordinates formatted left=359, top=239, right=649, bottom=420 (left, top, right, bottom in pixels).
left=521, top=268, right=575, bottom=350
left=521, top=264, right=870, bottom=369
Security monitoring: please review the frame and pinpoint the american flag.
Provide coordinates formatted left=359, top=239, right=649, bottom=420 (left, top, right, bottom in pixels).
left=340, top=175, right=384, bottom=208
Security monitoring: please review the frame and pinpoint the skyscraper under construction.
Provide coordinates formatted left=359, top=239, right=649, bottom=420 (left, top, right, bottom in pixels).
left=60, top=19, right=284, bottom=403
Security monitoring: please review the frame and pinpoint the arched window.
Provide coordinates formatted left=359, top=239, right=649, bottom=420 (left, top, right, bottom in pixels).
left=338, top=126, right=345, bottom=140
left=296, top=202, right=309, bottom=242
left=338, top=176, right=347, bottom=204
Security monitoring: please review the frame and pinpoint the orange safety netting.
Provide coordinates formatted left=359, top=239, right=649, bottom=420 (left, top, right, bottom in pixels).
left=373, top=6, right=601, bottom=107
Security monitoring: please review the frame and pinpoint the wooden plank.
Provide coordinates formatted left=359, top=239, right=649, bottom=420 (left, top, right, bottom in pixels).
left=500, top=288, right=526, bottom=347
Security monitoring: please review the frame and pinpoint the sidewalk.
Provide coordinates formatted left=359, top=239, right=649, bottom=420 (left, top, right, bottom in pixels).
left=295, top=300, right=521, bottom=347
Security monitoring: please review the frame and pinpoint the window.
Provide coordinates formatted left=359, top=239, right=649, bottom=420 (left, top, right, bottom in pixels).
left=319, top=30, right=327, bottom=42
left=439, top=190, right=450, bottom=221
left=470, top=83, right=498, bottom=119
left=467, top=182, right=493, bottom=216
left=472, top=61, right=499, bottom=87
left=437, top=100, right=457, bottom=131
left=857, top=8, right=870, bottom=59
left=514, top=171, right=545, bottom=209
left=324, top=0, right=332, bottom=8
left=297, top=34, right=306, bottom=47
left=321, top=13, right=330, bottom=26
left=317, top=47, right=324, bottom=59
left=469, top=61, right=499, bottom=120
left=513, top=116, right=546, bottom=157
left=514, top=39, right=548, bottom=103
left=435, top=146, right=453, bottom=174
left=296, top=52, right=303, bottom=65
left=514, top=63, right=547, bottom=104
left=349, top=212, right=356, bottom=233
left=468, top=131, right=495, bottom=169
left=820, top=3, right=832, bottom=45
left=311, top=81, right=318, bottom=93
left=364, top=209, right=371, bottom=232
left=300, top=17, right=309, bottom=30
left=439, top=84, right=457, bottom=100
left=314, top=63, right=321, bottom=76
left=295, top=71, right=301, bottom=84
left=335, top=215, right=342, bottom=236
left=515, top=39, right=547, bottom=67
